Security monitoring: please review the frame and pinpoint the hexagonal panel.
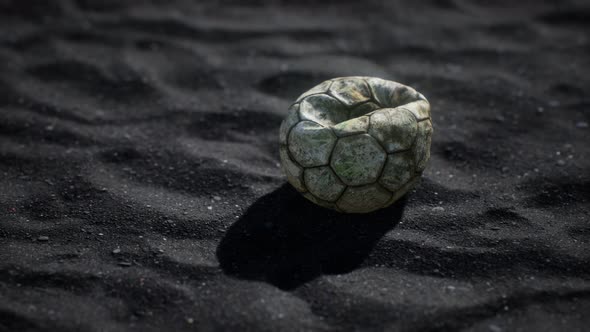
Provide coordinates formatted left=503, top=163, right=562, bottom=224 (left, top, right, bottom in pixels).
left=304, top=166, right=346, bottom=202
left=379, top=151, right=415, bottom=192
left=332, top=116, right=369, bottom=137
left=401, top=99, right=430, bottom=121
left=368, top=108, right=417, bottom=153
left=288, top=121, right=337, bottom=167
left=279, top=146, right=306, bottom=192
left=330, top=134, right=386, bottom=186
left=329, top=77, right=371, bottom=107
left=336, top=183, right=392, bottom=213
left=299, top=94, right=348, bottom=127
left=279, top=103, right=300, bottom=145
left=296, top=80, right=332, bottom=102
left=349, top=101, right=380, bottom=119
left=414, top=119, right=433, bottom=172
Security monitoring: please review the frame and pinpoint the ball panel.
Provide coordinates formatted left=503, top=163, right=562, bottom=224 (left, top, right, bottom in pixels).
left=296, top=80, right=332, bottom=102
left=303, top=192, right=335, bottom=210
left=368, top=108, right=418, bottom=153
left=332, top=116, right=369, bottom=137
left=415, top=119, right=433, bottom=172
left=288, top=121, right=336, bottom=167
left=303, top=166, right=346, bottom=202
left=279, top=146, right=306, bottom=192
left=349, top=101, right=380, bottom=119
left=393, top=85, right=420, bottom=105
left=329, top=77, right=371, bottom=106
left=299, top=94, right=348, bottom=127
left=365, top=77, right=405, bottom=108
left=330, top=134, right=386, bottom=186
left=400, top=100, right=430, bottom=122
left=379, top=151, right=414, bottom=192
left=336, top=183, right=392, bottom=213
left=385, top=176, right=420, bottom=206
left=279, top=103, right=300, bottom=145
left=280, top=76, right=431, bottom=213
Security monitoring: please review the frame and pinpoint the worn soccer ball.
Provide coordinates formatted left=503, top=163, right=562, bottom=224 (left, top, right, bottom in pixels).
left=279, top=77, right=433, bottom=213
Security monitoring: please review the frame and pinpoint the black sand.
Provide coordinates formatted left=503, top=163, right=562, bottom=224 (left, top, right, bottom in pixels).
left=1, top=0, right=589, bottom=331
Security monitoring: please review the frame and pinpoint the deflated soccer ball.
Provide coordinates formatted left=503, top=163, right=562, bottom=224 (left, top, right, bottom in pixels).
left=279, top=76, right=433, bottom=213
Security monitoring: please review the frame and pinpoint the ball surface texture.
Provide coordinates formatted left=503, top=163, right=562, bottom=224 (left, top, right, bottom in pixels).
left=279, top=77, right=432, bottom=213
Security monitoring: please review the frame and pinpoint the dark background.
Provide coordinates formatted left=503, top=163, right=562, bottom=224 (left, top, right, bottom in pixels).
left=0, top=0, right=589, bottom=331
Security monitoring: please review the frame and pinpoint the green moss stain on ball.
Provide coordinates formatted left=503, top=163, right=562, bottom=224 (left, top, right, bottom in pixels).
left=299, top=94, right=348, bottom=126
left=415, top=119, right=433, bottom=172
left=279, top=103, right=300, bottom=145
left=332, top=116, right=369, bottom=137
left=368, top=108, right=417, bottom=153
left=349, top=102, right=380, bottom=119
left=279, top=76, right=433, bottom=213
left=329, top=78, right=372, bottom=106
left=279, top=146, right=305, bottom=192
left=288, top=121, right=336, bottom=167
left=330, top=134, right=386, bottom=186
left=379, top=150, right=414, bottom=192
left=304, top=166, right=346, bottom=202
left=337, top=184, right=392, bottom=214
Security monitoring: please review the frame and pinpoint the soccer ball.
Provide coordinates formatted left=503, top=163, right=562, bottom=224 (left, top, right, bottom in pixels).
left=279, top=77, right=433, bottom=213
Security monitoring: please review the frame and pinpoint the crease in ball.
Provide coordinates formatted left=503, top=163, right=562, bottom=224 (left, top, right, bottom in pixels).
left=279, top=76, right=433, bottom=213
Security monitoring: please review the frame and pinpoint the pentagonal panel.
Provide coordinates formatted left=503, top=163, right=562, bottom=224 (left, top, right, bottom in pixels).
left=279, top=103, right=300, bottom=145
left=368, top=108, right=417, bottom=153
left=401, top=99, right=430, bottom=121
left=414, top=119, right=433, bottom=172
left=332, top=116, right=369, bottom=137
left=336, top=184, right=392, bottom=213
left=288, top=121, right=337, bottom=167
left=330, top=134, right=386, bottom=186
left=296, top=80, right=332, bottom=102
left=379, top=151, right=414, bottom=192
left=329, top=77, right=371, bottom=107
left=279, top=146, right=306, bottom=192
left=304, top=166, right=346, bottom=202
left=299, top=94, right=348, bottom=127
left=349, top=101, right=380, bottom=119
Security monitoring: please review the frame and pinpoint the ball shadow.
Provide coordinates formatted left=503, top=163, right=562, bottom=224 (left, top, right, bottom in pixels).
left=216, top=184, right=406, bottom=290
